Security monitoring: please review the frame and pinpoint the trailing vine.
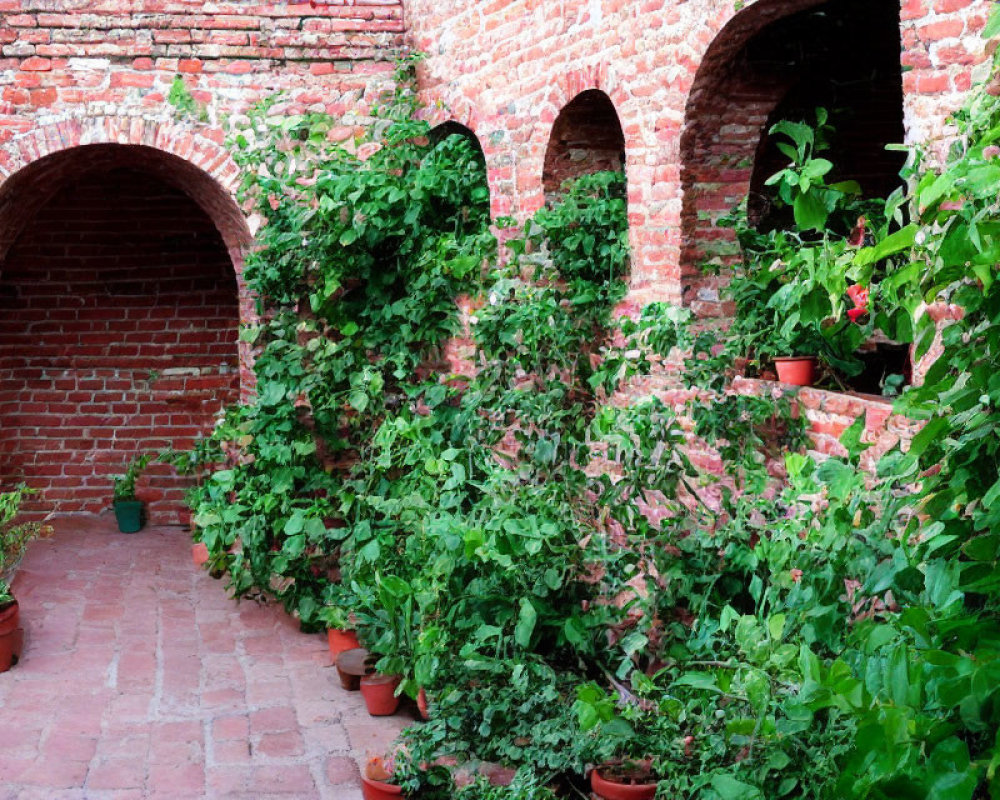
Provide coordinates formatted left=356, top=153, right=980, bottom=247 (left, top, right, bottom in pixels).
left=183, top=23, right=1000, bottom=798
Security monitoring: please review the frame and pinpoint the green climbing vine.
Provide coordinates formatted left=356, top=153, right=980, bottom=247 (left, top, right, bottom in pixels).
left=182, top=23, right=1000, bottom=798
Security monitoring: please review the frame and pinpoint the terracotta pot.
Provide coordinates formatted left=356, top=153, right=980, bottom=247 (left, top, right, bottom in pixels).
left=327, top=628, right=360, bottom=664
left=0, top=600, right=22, bottom=673
left=773, top=356, right=817, bottom=387
left=336, top=647, right=373, bottom=691
left=416, top=687, right=429, bottom=720
left=360, top=673, right=402, bottom=716
left=192, top=542, right=209, bottom=566
left=590, top=767, right=658, bottom=800
left=361, top=766, right=404, bottom=800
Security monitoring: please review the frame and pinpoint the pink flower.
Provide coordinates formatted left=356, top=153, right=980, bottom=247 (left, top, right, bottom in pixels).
left=846, top=284, right=869, bottom=309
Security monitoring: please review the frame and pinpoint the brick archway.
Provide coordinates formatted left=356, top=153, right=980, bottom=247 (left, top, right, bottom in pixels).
left=0, top=117, right=253, bottom=523
left=0, top=115, right=251, bottom=272
left=542, top=88, right=626, bottom=201
left=679, top=0, right=902, bottom=318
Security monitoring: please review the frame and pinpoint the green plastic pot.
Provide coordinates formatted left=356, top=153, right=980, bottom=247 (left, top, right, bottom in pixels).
left=113, top=500, right=144, bottom=533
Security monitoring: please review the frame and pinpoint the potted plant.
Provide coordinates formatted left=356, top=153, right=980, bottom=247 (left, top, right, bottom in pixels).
left=590, top=760, right=658, bottom=800
left=574, top=683, right=660, bottom=800
left=362, top=756, right=405, bottom=800
left=318, top=583, right=361, bottom=664
left=353, top=573, right=414, bottom=716
left=361, top=672, right=403, bottom=716
left=0, top=580, right=22, bottom=672
left=0, top=486, right=47, bottom=672
left=111, top=453, right=152, bottom=533
left=719, top=111, right=882, bottom=388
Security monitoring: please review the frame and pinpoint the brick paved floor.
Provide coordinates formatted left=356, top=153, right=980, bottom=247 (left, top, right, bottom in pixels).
left=0, top=516, right=410, bottom=799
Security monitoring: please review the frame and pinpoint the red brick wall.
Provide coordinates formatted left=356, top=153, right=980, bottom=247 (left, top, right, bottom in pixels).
left=0, top=1, right=406, bottom=147
left=407, top=0, right=993, bottom=308
left=0, top=168, right=239, bottom=523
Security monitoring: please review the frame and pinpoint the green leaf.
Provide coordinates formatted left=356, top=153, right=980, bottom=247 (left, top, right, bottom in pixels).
left=284, top=511, right=304, bottom=535
left=514, top=598, right=537, bottom=648
left=348, top=390, right=368, bottom=413
left=854, top=224, right=918, bottom=267
left=793, top=190, right=829, bottom=231
left=768, top=613, right=786, bottom=642
left=710, top=774, right=763, bottom=800
left=985, top=2, right=1000, bottom=38
left=282, top=533, right=305, bottom=557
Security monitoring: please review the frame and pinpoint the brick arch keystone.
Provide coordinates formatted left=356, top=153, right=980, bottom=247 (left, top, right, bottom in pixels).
left=533, top=65, right=634, bottom=159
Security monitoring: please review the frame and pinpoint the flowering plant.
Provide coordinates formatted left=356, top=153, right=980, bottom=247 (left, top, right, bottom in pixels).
left=846, top=283, right=869, bottom=323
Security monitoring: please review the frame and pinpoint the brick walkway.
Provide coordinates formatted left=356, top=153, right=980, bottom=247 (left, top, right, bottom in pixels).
left=0, top=516, right=409, bottom=799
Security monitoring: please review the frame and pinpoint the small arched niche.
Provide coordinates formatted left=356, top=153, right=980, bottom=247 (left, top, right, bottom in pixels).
left=542, top=89, right=626, bottom=201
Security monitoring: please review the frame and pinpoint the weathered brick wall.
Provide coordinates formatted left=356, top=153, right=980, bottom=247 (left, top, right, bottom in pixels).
left=407, top=0, right=993, bottom=309
left=0, top=0, right=993, bottom=523
left=0, top=168, right=239, bottom=523
left=0, top=1, right=405, bottom=143
left=0, top=2, right=407, bottom=522
left=901, top=0, right=994, bottom=157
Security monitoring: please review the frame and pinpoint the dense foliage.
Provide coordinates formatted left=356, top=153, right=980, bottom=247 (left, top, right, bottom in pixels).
left=717, top=108, right=913, bottom=384
left=183, top=29, right=1000, bottom=799
left=0, top=486, right=46, bottom=606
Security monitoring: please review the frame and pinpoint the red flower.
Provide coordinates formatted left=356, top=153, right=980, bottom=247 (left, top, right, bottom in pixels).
left=846, top=284, right=869, bottom=308
left=847, top=307, right=866, bottom=323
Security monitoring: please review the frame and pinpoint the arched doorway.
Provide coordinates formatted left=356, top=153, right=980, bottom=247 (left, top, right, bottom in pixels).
left=0, top=144, right=249, bottom=524
left=542, top=89, right=626, bottom=202
left=680, top=0, right=905, bottom=317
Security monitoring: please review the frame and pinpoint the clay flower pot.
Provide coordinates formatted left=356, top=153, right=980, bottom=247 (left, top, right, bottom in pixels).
left=416, top=687, right=429, bottom=720
left=360, top=673, right=402, bottom=716
left=192, top=542, right=209, bottom=566
left=327, top=628, right=360, bottom=664
left=335, top=647, right=373, bottom=690
left=0, top=599, right=23, bottom=673
left=361, top=760, right=404, bottom=800
left=590, top=767, right=658, bottom=800
left=773, top=355, right=817, bottom=387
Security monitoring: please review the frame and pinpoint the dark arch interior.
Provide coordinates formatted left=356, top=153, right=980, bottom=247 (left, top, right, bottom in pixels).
left=680, top=0, right=904, bottom=321
left=746, top=0, right=905, bottom=228
left=542, top=89, right=625, bottom=200
left=429, top=120, right=486, bottom=161
left=0, top=163, right=241, bottom=522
